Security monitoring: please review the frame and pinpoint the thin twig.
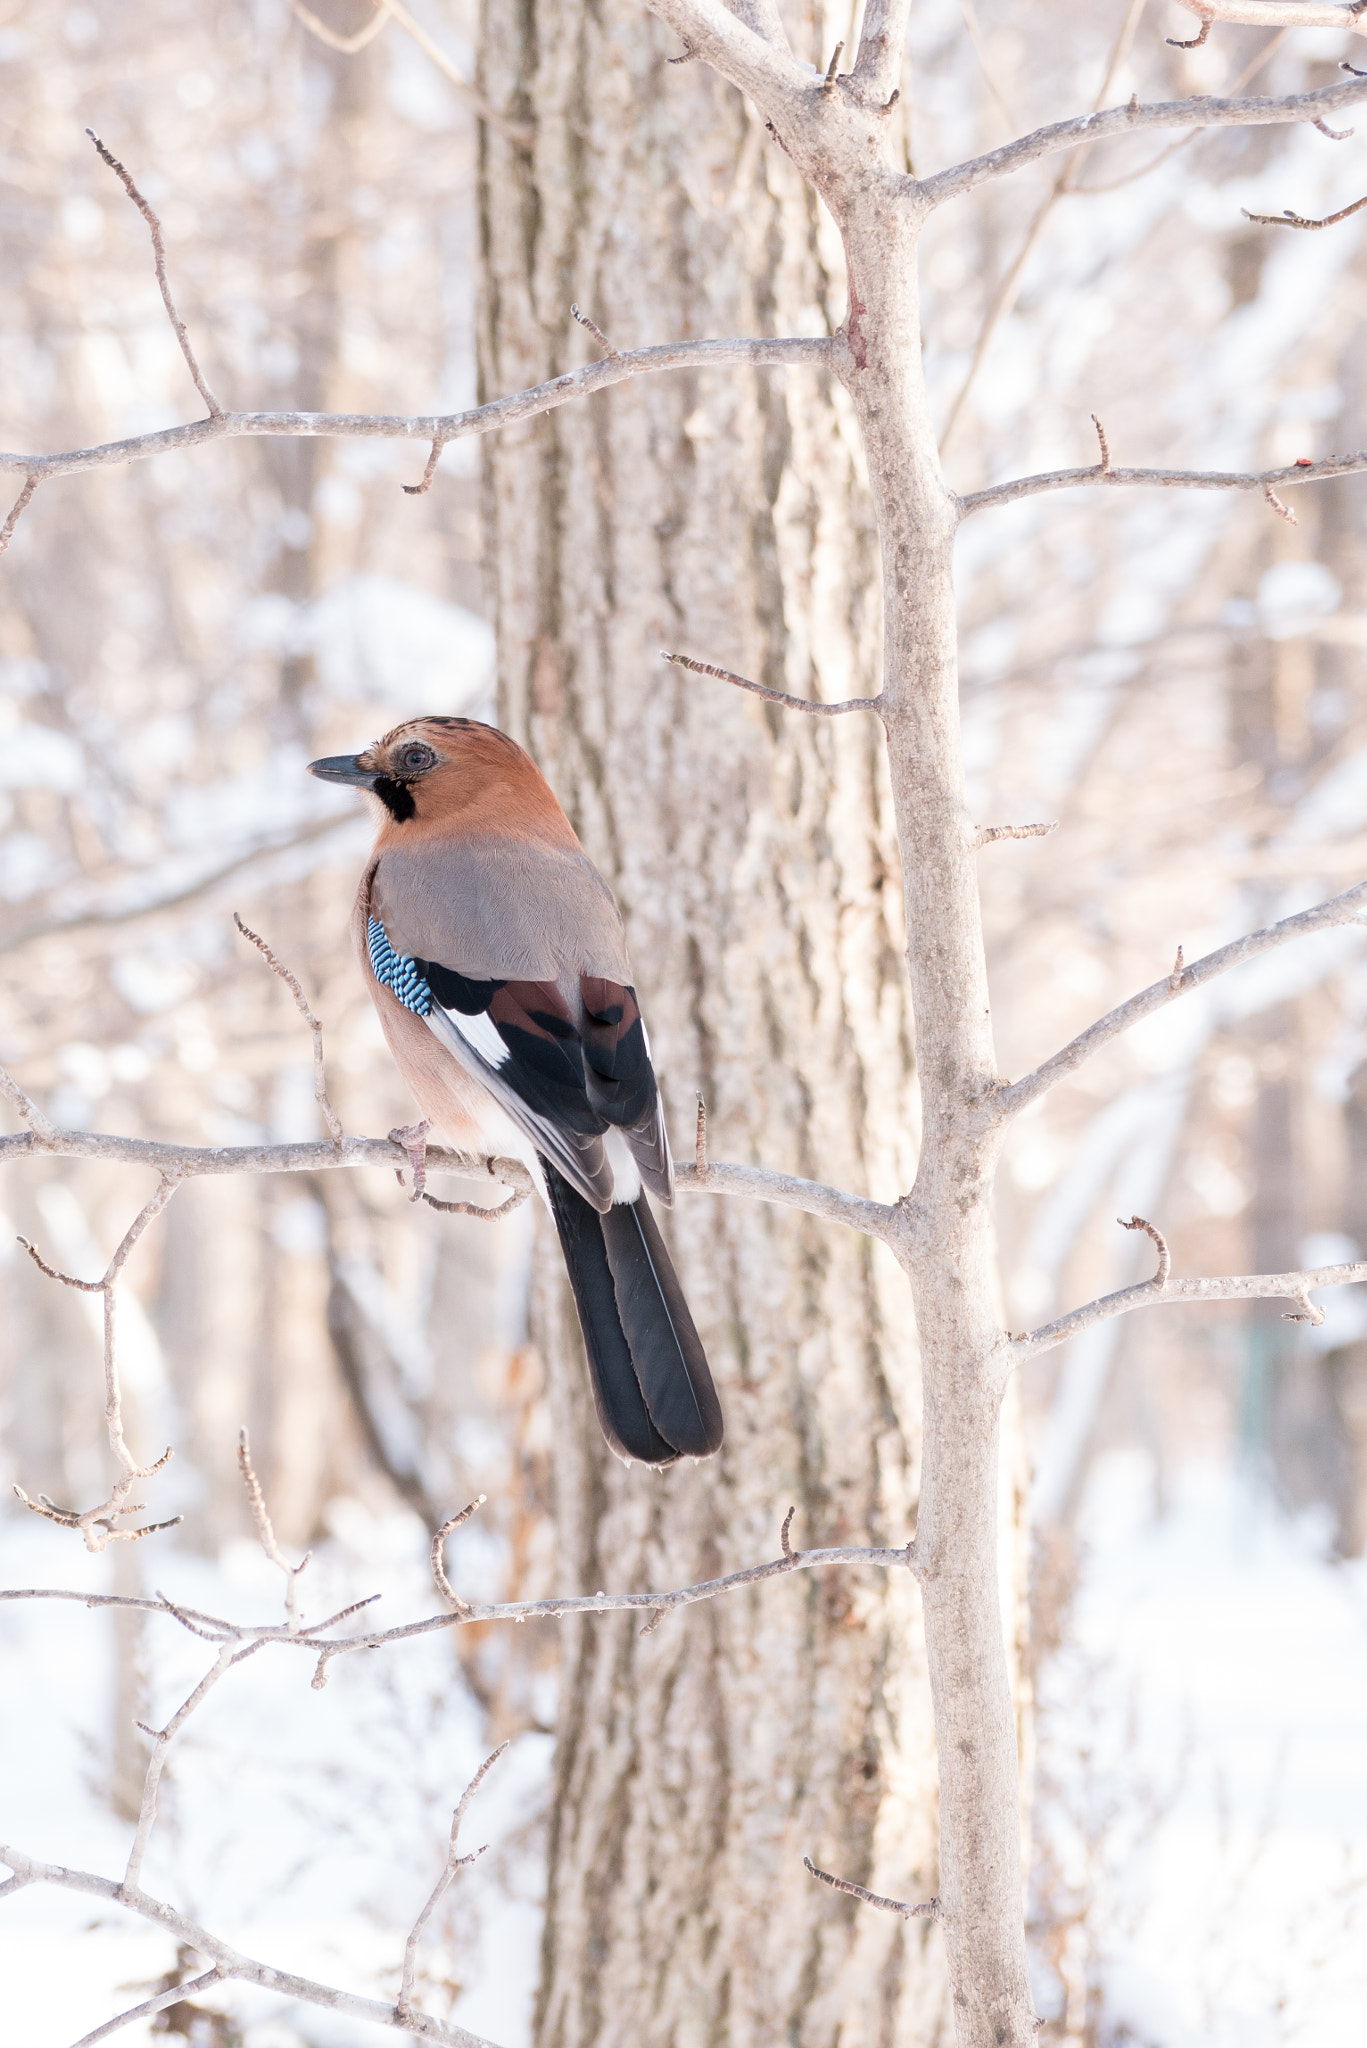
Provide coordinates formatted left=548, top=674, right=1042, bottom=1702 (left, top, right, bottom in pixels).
left=824, top=39, right=844, bottom=85
left=14, top=1177, right=181, bottom=1550
left=1117, top=1214, right=1171, bottom=1288
left=402, top=439, right=446, bottom=495
left=661, top=650, right=883, bottom=717
left=123, top=1639, right=262, bottom=1891
left=780, top=1505, right=798, bottom=1561
left=67, top=1969, right=223, bottom=2048
left=431, top=1497, right=487, bottom=1618
left=0, top=473, right=38, bottom=556
left=233, top=913, right=344, bottom=1141
left=86, top=131, right=221, bottom=419
left=397, top=1744, right=510, bottom=2017
left=1314, top=116, right=1355, bottom=139
left=0, top=1060, right=57, bottom=1142
left=975, top=822, right=1058, bottom=847
left=1168, top=16, right=1212, bottom=48
left=695, top=1093, right=708, bottom=1177
left=1091, top=412, right=1111, bottom=472
left=291, top=0, right=388, bottom=55
left=571, top=303, right=620, bottom=360
left=238, top=1428, right=310, bottom=1632
left=803, top=1855, right=940, bottom=1918
left=1245, top=192, right=1367, bottom=229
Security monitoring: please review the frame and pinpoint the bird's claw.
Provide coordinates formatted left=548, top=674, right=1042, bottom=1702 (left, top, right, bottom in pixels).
left=389, top=1119, right=431, bottom=1201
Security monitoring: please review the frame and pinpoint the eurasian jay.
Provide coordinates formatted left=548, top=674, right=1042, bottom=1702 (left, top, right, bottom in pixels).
left=308, top=716, right=723, bottom=1466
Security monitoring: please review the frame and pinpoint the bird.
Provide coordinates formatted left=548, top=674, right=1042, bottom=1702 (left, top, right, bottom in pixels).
left=308, top=715, right=723, bottom=1466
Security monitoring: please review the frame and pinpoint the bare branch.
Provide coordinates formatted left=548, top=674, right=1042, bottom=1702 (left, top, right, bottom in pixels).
left=0, top=1124, right=537, bottom=1189
left=1245, top=191, right=1367, bottom=228
left=0, top=338, right=832, bottom=494
left=86, top=131, right=222, bottom=419
left=998, top=876, right=1367, bottom=1119
left=0, top=1848, right=501, bottom=2048
left=233, top=913, right=344, bottom=1141
left=68, top=1968, right=222, bottom=2048
left=1091, top=412, right=1111, bottom=472
left=238, top=1429, right=310, bottom=1632
left=1012, top=1260, right=1367, bottom=1364
left=921, top=76, right=1367, bottom=209
left=852, top=0, right=912, bottom=102
left=641, top=0, right=815, bottom=112
left=780, top=1505, right=798, bottom=1561
left=660, top=650, right=883, bottom=717
left=975, top=822, right=1058, bottom=847
left=418, top=1183, right=530, bottom=1220
left=959, top=449, right=1367, bottom=517
left=695, top=1092, right=708, bottom=1177
left=398, top=1744, right=510, bottom=2018
left=0, top=474, right=38, bottom=557
left=803, top=1855, right=940, bottom=1919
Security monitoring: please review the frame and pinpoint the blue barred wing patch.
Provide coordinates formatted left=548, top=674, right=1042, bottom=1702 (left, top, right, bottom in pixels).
left=368, top=915, right=432, bottom=1016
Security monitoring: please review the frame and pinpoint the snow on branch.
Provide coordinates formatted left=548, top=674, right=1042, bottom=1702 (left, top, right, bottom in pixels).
left=997, top=875, right=1367, bottom=1118
left=921, top=75, right=1367, bottom=208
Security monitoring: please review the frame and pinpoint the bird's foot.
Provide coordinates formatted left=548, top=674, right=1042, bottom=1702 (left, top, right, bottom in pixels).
left=389, top=1119, right=431, bottom=1201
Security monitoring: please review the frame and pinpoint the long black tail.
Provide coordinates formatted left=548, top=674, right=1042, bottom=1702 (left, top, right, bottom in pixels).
left=541, top=1160, right=723, bottom=1464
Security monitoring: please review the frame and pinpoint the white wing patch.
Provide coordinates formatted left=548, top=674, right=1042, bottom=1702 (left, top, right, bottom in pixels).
left=437, top=1006, right=510, bottom=1070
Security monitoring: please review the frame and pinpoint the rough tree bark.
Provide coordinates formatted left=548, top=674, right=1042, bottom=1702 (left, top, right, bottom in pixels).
left=479, top=8, right=1028, bottom=2047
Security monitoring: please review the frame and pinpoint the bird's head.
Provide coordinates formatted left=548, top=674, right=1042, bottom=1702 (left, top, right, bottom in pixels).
left=307, top=716, right=574, bottom=841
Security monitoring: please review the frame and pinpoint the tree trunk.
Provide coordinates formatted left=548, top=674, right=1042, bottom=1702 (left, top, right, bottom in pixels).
left=477, top=9, right=995, bottom=2045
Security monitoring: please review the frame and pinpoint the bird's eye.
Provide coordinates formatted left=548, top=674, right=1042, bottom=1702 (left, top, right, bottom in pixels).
left=396, top=743, right=436, bottom=777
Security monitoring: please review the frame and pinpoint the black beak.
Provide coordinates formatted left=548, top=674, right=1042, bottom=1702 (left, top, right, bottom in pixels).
left=307, top=754, right=380, bottom=788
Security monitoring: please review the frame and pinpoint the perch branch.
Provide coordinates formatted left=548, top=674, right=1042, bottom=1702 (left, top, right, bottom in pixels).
left=661, top=650, right=883, bottom=717
left=397, top=1744, right=509, bottom=2017
left=921, top=76, right=1367, bottom=208
left=804, top=1854, right=941, bottom=1919
left=233, top=912, right=344, bottom=1141
left=998, top=875, right=1367, bottom=1118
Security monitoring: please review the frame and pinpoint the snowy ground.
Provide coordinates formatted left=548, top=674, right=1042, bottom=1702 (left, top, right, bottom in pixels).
left=4, top=1458, right=1366, bottom=2047
left=1032, top=1454, right=1367, bottom=2047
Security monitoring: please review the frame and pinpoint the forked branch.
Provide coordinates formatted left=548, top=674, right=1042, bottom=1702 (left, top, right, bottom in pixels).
left=960, top=449, right=1367, bottom=517
left=1012, top=1256, right=1367, bottom=1363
